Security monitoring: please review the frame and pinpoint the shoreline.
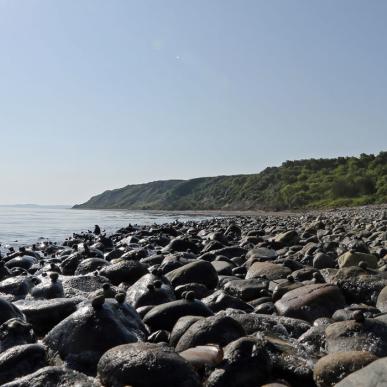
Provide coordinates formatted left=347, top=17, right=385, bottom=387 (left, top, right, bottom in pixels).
left=0, top=206, right=386, bottom=384
left=70, top=203, right=387, bottom=218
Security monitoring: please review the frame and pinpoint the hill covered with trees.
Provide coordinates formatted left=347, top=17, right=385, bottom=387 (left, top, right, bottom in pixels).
left=73, top=152, right=387, bottom=211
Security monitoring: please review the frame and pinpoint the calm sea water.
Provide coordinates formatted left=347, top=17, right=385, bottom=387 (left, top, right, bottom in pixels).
left=0, top=206, right=212, bottom=252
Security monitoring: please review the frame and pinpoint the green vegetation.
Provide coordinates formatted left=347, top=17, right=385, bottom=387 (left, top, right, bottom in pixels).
left=73, top=152, right=387, bottom=211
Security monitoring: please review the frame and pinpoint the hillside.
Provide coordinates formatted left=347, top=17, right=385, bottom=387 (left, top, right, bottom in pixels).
left=73, top=152, right=387, bottom=211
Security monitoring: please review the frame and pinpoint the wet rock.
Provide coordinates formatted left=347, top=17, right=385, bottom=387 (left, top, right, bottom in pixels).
left=202, top=290, right=253, bottom=313
left=0, top=344, right=47, bottom=384
left=143, top=298, right=213, bottom=331
left=273, top=230, right=299, bottom=247
left=205, top=336, right=271, bottom=387
left=323, top=266, right=387, bottom=304
left=0, top=319, right=36, bottom=353
left=14, top=298, right=81, bottom=335
left=97, top=342, right=201, bottom=387
left=313, top=252, right=336, bottom=269
left=5, top=256, right=38, bottom=271
left=98, top=259, right=147, bottom=286
left=210, top=260, right=234, bottom=276
left=245, top=247, right=277, bottom=261
left=62, top=274, right=110, bottom=298
left=313, top=351, right=377, bottom=387
left=275, top=284, right=346, bottom=322
left=175, top=283, right=211, bottom=299
left=170, top=316, right=203, bottom=347
left=0, top=297, right=25, bottom=325
left=265, top=335, right=315, bottom=386
left=126, top=273, right=175, bottom=308
left=175, top=314, right=245, bottom=351
left=165, top=260, right=219, bottom=290
left=338, top=251, right=378, bottom=269
left=272, top=279, right=304, bottom=302
left=223, top=278, right=268, bottom=301
left=335, top=357, right=387, bottom=387
left=30, top=273, right=64, bottom=299
left=212, top=246, right=246, bottom=259
left=325, top=318, right=387, bottom=356
left=0, top=277, right=33, bottom=298
left=246, top=262, right=291, bottom=281
left=43, top=298, right=142, bottom=375
left=376, top=284, right=387, bottom=312
left=179, top=344, right=223, bottom=368
left=230, top=313, right=311, bottom=338
left=2, top=366, right=101, bottom=387
left=74, top=258, right=109, bottom=275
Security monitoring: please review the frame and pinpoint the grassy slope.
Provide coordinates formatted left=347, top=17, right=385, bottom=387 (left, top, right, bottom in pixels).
left=73, top=152, right=387, bottom=211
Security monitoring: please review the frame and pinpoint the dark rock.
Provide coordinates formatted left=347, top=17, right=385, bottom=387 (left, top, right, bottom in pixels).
left=0, top=344, right=47, bottom=385
left=335, top=357, right=387, bottom=387
left=143, top=298, right=213, bottom=331
left=326, top=318, right=387, bottom=356
left=313, top=351, right=377, bottom=387
left=175, top=314, right=245, bottom=352
left=275, top=284, right=346, bottom=322
left=97, top=342, right=201, bottom=387
left=2, top=366, right=100, bottom=387
left=205, top=336, right=271, bottom=387
left=98, top=259, right=147, bottom=286
left=165, top=260, right=218, bottom=290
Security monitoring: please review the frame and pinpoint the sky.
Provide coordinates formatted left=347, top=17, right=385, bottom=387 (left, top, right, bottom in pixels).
left=0, top=0, right=386, bottom=205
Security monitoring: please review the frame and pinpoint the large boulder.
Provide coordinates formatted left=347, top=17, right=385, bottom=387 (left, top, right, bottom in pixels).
left=175, top=314, right=245, bottom=352
left=230, top=312, right=311, bottom=338
left=335, top=357, right=387, bottom=387
left=275, top=284, right=346, bottom=322
left=246, top=262, right=291, bottom=281
left=14, top=298, right=80, bottom=335
left=313, top=351, right=378, bottom=387
left=338, top=251, right=378, bottom=269
left=205, top=336, right=271, bottom=387
left=273, top=230, right=299, bottom=247
left=376, top=285, right=387, bottom=312
left=61, top=275, right=110, bottom=298
left=143, top=298, right=213, bottom=332
left=325, top=318, right=387, bottom=356
left=99, top=259, right=147, bottom=286
left=322, top=266, right=387, bottom=304
left=223, top=278, right=269, bottom=301
left=43, top=298, right=143, bottom=375
left=2, top=366, right=100, bottom=387
left=202, top=290, right=253, bottom=313
left=165, top=260, right=218, bottom=290
left=0, top=344, right=47, bottom=385
left=126, top=273, right=175, bottom=308
left=97, top=342, right=201, bottom=387
left=0, top=297, right=25, bottom=325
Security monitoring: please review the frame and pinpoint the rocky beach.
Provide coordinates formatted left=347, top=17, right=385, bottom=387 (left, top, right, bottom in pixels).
left=0, top=205, right=386, bottom=386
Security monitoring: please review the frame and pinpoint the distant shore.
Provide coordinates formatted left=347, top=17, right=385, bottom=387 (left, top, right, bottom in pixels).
left=71, top=203, right=387, bottom=218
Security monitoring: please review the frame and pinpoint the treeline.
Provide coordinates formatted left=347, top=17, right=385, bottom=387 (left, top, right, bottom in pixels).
left=73, top=152, right=387, bottom=211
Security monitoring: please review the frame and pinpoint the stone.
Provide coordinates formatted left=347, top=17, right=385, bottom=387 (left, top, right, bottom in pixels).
left=313, top=351, right=377, bottom=387
left=97, top=342, right=201, bottom=387
left=338, top=251, right=378, bottom=269
left=246, top=262, right=291, bottom=281
left=335, top=357, right=387, bottom=387
left=165, top=260, right=218, bottom=289
left=175, top=314, right=245, bottom=352
left=325, top=318, right=387, bottom=356
left=275, top=284, right=346, bottom=322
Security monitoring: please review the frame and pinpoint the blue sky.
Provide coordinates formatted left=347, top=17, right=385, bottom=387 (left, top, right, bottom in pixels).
left=0, top=0, right=386, bottom=205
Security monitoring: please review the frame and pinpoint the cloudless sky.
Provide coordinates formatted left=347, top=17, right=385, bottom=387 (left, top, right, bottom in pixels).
left=0, top=0, right=386, bottom=205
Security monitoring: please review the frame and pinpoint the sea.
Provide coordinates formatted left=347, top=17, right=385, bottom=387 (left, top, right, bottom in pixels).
left=0, top=206, right=213, bottom=253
